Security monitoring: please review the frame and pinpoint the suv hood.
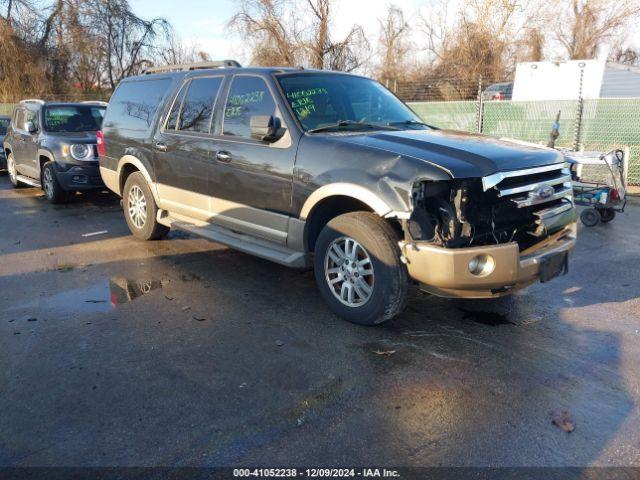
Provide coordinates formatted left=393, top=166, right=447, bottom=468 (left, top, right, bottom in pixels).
left=337, top=129, right=564, bottom=178
left=45, top=131, right=98, bottom=142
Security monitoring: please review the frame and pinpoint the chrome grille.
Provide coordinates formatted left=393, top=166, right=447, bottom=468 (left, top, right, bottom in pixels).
left=482, top=163, right=573, bottom=208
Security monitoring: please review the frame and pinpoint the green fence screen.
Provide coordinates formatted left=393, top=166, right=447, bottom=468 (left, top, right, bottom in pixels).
left=409, top=98, right=640, bottom=185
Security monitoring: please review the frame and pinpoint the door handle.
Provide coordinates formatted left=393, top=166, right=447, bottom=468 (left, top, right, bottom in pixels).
left=216, top=151, right=232, bottom=162
left=155, top=142, right=167, bottom=152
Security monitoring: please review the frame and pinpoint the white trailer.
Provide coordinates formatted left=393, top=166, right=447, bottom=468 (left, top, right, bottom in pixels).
left=512, top=59, right=640, bottom=101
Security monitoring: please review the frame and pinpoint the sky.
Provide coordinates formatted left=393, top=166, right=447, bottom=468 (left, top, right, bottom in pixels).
left=132, top=0, right=424, bottom=66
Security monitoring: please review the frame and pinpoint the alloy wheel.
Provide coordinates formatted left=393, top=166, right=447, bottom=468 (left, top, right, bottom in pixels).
left=324, top=236, right=375, bottom=307
left=128, top=185, right=147, bottom=229
left=43, top=167, right=54, bottom=198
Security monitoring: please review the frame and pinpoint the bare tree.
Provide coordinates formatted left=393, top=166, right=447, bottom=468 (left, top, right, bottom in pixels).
left=228, top=0, right=301, bottom=66
left=419, top=0, right=520, bottom=98
left=376, top=5, right=411, bottom=82
left=609, top=46, right=640, bottom=66
left=304, top=0, right=369, bottom=71
left=551, top=0, right=640, bottom=60
left=155, top=31, right=211, bottom=66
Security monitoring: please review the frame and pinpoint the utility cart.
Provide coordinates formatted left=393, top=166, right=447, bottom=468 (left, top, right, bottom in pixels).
left=563, top=149, right=627, bottom=227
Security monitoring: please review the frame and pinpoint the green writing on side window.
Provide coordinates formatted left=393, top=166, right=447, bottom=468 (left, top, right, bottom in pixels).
left=225, top=90, right=266, bottom=118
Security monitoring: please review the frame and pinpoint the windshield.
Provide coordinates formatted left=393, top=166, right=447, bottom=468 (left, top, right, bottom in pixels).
left=44, top=106, right=106, bottom=133
left=0, top=118, right=9, bottom=136
left=277, top=73, right=425, bottom=132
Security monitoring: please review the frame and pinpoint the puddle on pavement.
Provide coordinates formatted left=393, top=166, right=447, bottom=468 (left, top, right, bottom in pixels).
left=460, top=309, right=515, bottom=326
left=11, top=278, right=162, bottom=316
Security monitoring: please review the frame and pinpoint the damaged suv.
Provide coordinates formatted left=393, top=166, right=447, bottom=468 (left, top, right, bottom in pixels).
left=98, top=61, right=576, bottom=325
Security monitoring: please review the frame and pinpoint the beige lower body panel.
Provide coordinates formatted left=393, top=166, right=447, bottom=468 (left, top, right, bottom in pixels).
left=99, top=167, right=119, bottom=195
left=401, top=224, right=577, bottom=299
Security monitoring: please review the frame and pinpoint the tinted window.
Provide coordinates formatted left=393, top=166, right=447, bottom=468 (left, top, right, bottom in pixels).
left=223, top=76, right=276, bottom=138
left=44, top=106, right=106, bottom=132
left=179, top=77, right=223, bottom=133
left=107, top=79, right=171, bottom=132
left=0, top=118, right=9, bottom=135
left=165, top=83, right=188, bottom=131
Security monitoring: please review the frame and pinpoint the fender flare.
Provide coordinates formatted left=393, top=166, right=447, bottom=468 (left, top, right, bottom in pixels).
left=37, top=149, right=54, bottom=164
left=299, top=183, right=395, bottom=220
left=116, top=155, right=160, bottom=204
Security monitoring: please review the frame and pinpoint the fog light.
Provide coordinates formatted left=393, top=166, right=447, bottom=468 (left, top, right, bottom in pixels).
left=468, top=254, right=495, bottom=276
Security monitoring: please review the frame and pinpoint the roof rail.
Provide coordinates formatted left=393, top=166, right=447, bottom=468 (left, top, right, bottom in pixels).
left=81, top=101, right=109, bottom=107
left=143, top=60, right=242, bottom=75
left=19, top=99, right=45, bottom=105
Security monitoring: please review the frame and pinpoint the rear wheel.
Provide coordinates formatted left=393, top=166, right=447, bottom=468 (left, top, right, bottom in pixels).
left=314, top=212, right=408, bottom=326
left=123, top=171, right=169, bottom=240
left=580, top=208, right=600, bottom=227
left=599, top=208, right=616, bottom=223
left=42, top=161, right=69, bottom=204
left=7, top=153, right=23, bottom=188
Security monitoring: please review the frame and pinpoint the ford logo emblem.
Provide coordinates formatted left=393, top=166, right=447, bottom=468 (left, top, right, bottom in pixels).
left=533, top=185, right=555, bottom=200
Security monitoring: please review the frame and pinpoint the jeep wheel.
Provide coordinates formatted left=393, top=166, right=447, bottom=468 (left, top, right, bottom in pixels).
left=7, top=154, right=23, bottom=188
left=314, top=212, right=408, bottom=325
left=42, top=162, right=69, bottom=203
left=123, top=172, right=169, bottom=240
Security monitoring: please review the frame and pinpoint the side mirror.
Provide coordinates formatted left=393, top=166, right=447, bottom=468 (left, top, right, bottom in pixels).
left=250, top=115, right=282, bottom=142
left=24, top=121, right=37, bottom=134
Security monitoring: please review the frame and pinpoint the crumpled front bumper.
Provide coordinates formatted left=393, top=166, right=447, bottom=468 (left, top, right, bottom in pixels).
left=399, top=223, right=577, bottom=298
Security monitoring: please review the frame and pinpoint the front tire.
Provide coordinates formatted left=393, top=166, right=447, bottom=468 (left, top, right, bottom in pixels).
left=314, top=212, right=408, bottom=325
left=7, top=153, right=23, bottom=188
left=123, top=172, right=169, bottom=240
left=42, top=161, right=69, bottom=204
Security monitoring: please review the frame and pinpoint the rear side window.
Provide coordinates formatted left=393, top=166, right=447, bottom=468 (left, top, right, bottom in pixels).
left=165, top=83, right=188, bottom=130
left=13, top=109, right=25, bottom=128
left=107, top=78, right=171, bottom=132
left=178, top=77, right=223, bottom=133
left=223, top=76, right=276, bottom=138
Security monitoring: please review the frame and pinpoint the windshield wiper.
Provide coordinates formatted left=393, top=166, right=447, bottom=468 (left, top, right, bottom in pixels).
left=307, top=120, right=399, bottom=134
left=386, top=120, right=434, bottom=129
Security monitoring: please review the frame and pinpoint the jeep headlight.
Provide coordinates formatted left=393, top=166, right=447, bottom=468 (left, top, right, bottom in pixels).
left=69, top=144, right=92, bottom=160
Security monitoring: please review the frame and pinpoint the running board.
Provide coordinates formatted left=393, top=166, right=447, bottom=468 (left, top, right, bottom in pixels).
left=167, top=219, right=309, bottom=268
left=16, top=175, right=41, bottom=188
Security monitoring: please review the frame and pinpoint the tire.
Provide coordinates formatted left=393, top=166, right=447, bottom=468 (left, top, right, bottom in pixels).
left=580, top=208, right=600, bottom=227
left=599, top=208, right=616, bottom=223
left=6, top=153, right=23, bottom=188
left=123, top=171, right=169, bottom=241
left=314, top=212, right=408, bottom=326
left=42, top=161, right=69, bottom=204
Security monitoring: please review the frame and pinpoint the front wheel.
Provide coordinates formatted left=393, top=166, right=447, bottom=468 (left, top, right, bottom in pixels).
left=314, top=212, right=408, bottom=326
left=42, top=162, right=69, bottom=203
left=123, top=171, right=169, bottom=240
left=7, top=153, right=23, bottom=188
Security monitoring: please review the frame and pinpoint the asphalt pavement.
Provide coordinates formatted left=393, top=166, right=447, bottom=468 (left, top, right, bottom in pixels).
left=1, top=178, right=639, bottom=468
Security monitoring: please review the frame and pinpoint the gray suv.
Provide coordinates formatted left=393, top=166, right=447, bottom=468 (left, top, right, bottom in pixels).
left=99, top=61, right=576, bottom=325
left=3, top=100, right=107, bottom=203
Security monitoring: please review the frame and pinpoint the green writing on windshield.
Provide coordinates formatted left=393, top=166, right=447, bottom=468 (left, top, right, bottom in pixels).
left=286, top=87, right=328, bottom=119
